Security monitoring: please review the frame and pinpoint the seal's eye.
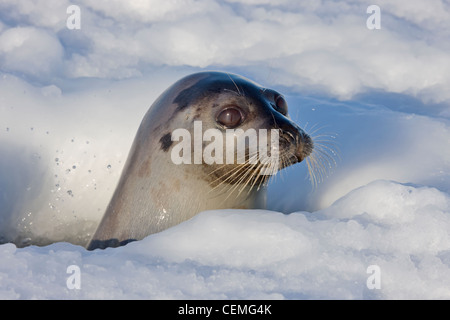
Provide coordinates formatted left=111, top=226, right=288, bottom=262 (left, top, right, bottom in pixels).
left=216, top=107, right=243, bottom=128
left=275, top=95, right=288, bottom=115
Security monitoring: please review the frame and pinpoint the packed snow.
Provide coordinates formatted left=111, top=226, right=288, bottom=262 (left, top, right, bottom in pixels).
left=1, top=181, right=450, bottom=299
left=0, top=0, right=449, bottom=299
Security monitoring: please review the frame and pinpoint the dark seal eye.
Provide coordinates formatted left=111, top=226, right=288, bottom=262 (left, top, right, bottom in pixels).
left=275, top=95, right=288, bottom=115
left=216, top=107, right=243, bottom=128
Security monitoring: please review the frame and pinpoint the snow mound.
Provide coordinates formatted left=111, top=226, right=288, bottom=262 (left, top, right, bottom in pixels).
left=1, top=180, right=449, bottom=299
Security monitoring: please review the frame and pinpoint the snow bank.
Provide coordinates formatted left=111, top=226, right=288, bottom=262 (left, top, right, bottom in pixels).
left=1, top=180, right=449, bottom=299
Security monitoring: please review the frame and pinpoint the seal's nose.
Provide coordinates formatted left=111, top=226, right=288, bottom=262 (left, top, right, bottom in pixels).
left=296, top=132, right=313, bottom=162
left=276, top=120, right=313, bottom=164
left=270, top=111, right=313, bottom=164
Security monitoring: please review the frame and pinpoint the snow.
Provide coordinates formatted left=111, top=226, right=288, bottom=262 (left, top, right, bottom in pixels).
left=1, top=181, right=450, bottom=299
left=1, top=0, right=450, bottom=299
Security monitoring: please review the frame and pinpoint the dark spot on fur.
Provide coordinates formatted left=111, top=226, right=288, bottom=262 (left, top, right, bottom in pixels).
left=173, top=84, right=197, bottom=113
left=160, top=133, right=173, bottom=152
left=172, top=76, right=223, bottom=114
left=88, top=238, right=136, bottom=250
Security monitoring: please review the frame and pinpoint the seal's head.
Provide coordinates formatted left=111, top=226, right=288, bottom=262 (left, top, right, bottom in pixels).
left=159, top=72, right=312, bottom=186
left=88, top=71, right=313, bottom=250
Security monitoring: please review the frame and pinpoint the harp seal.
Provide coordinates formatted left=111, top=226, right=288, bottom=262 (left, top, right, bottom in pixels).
left=88, top=71, right=313, bottom=250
